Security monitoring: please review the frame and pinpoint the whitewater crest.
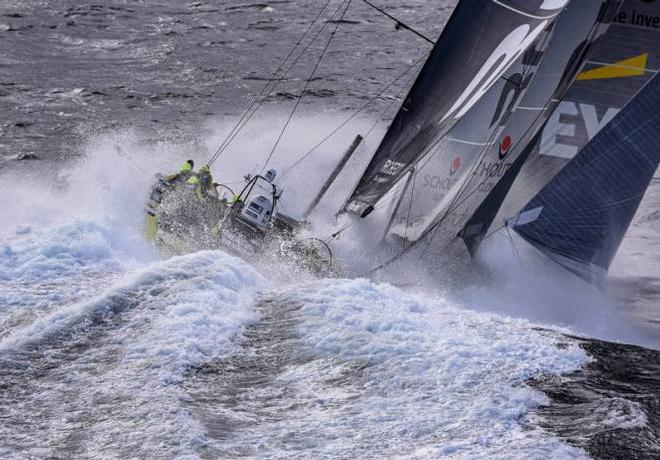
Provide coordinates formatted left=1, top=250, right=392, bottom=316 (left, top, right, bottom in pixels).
left=0, top=219, right=269, bottom=457
left=185, top=278, right=594, bottom=459
left=0, top=127, right=648, bottom=458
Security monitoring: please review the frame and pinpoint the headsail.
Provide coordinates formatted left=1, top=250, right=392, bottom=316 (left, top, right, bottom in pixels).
left=342, top=0, right=569, bottom=217
left=461, top=0, right=624, bottom=253
left=509, top=73, right=660, bottom=284
left=386, top=21, right=555, bottom=243
left=473, top=0, right=660, bottom=246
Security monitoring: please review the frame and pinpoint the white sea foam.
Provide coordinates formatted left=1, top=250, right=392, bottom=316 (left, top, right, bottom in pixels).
left=214, top=278, right=592, bottom=459
left=0, top=249, right=268, bottom=458
left=471, top=231, right=660, bottom=349
left=0, top=131, right=276, bottom=455
left=0, top=121, right=644, bottom=458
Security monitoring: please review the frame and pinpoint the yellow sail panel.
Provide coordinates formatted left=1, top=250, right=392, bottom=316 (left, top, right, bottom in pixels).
left=577, top=53, right=648, bottom=81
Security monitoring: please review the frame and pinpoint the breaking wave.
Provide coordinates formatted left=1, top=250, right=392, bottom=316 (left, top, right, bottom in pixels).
left=0, top=242, right=268, bottom=457
left=188, top=278, right=605, bottom=459
left=0, top=124, right=650, bottom=458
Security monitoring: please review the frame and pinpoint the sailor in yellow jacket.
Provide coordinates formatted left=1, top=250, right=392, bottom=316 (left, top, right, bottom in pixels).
left=198, top=165, right=214, bottom=194
left=185, top=164, right=216, bottom=201
left=185, top=174, right=204, bottom=200
left=165, top=159, right=195, bottom=183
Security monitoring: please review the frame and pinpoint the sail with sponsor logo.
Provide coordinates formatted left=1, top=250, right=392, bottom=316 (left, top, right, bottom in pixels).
left=507, top=72, right=660, bottom=284
left=388, top=0, right=620, bottom=251
left=341, top=0, right=569, bottom=218
left=384, top=20, right=555, bottom=243
left=461, top=0, right=660, bottom=255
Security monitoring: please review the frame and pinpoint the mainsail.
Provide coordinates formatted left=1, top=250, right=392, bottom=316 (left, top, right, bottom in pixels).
left=464, top=0, right=660, bottom=253
left=390, top=0, right=620, bottom=248
left=386, top=21, right=555, bottom=243
left=342, top=0, right=569, bottom=217
left=509, top=73, right=660, bottom=283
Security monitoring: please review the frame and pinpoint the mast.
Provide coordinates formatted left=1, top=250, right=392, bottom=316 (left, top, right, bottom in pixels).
left=342, top=0, right=569, bottom=218
left=303, top=135, right=363, bottom=219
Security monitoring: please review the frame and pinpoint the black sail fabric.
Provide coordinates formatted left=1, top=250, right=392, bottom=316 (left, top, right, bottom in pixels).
left=462, top=0, right=660, bottom=253
left=385, top=20, right=556, bottom=244
left=342, top=0, right=569, bottom=217
left=460, top=0, right=623, bottom=254
left=485, top=0, right=660, bottom=242
left=511, top=73, right=660, bottom=284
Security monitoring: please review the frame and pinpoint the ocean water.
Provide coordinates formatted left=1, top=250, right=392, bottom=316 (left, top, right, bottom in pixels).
left=1, top=1, right=660, bottom=459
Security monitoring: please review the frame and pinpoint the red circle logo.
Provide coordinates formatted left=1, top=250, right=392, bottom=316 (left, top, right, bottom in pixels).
left=450, top=156, right=461, bottom=175
left=499, top=135, right=512, bottom=159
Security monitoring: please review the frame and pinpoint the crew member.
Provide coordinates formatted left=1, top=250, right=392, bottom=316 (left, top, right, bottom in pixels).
left=210, top=182, right=221, bottom=201
left=185, top=174, right=204, bottom=200
left=198, top=165, right=214, bottom=195
left=165, top=159, right=195, bottom=183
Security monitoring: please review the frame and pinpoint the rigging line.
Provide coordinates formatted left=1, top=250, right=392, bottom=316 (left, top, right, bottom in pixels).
left=348, top=117, right=462, bottom=261
left=207, top=0, right=335, bottom=166
left=210, top=1, right=344, bottom=166
left=391, top=131, right=474, bottom=250
left=352, top=114, right=467, bottom=271
left=342, top=107, right=462, bottom=222
left=423, top=26, right=573, bottom=236
left=356, top=234, right=418, bottom=276
left=262, top=0, right=353, bottom=171
left=363, top=63, right=419, bottom=139
left=396, top=137, right=497, bottom=260
left=343, top=183, right=435, bottom=275
left=416, top=195, right=504, bottom=263
left=416, top=147, right=500, bottom=255
left=433, top=135, right=540, bottom=227
left=413, top=43, right=558, bottom=243
left=210, top=1, right=351, bottom=167
left=281, top=52, right=427, bottom=176
left=337, top=12, right=559, bottom=275
left=504, top=226, right=524, bottom=267
left=482, top=223, right=506, bottom=242
left=212, top=0, right=351, bottom=162
left=323, top=182, right=408, bottom=242
left=428, top=25, right=559, bottom=219
left=403, top=170, right=416, bottom=241
left=323, top=10, right=556, bottom=273
left=325, top=222, right=352, bottom=243
left=429, top=119, right=543, bottom=226
left=359, top=0, right=435, bottom=45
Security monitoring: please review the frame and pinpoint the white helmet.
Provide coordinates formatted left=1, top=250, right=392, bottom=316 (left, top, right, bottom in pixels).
left=264, top=169, right=277, bottom=183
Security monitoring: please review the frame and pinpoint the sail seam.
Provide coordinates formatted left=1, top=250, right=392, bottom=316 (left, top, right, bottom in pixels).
left=444, top=137, right=490, bottom=146
left=491, top=0, right=563, bottom=20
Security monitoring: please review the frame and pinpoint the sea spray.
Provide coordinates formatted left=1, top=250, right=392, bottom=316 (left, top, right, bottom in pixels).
left=0, top=250, right=269, bottom=458
left=191, top=277, right=593, bottom=459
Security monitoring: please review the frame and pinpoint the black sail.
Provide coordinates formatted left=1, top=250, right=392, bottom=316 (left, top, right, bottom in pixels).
left=386, top=21, right=555, bottom=243
left=479, top=0, right=660, bottom=246
left=461, top=0, right=623, bottom=253
left=342, top=0, right=569, bottom=217
left=511, top=73, right=660, bottom=284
